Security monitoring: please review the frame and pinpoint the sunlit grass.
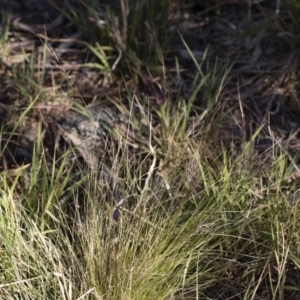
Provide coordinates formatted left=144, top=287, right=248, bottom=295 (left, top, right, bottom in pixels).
left=0, top=0, right=300, bottom=299
left=1, top=123, right=300, bottom=298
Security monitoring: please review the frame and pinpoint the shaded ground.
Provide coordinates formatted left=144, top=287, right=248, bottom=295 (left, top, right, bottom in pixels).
left=1, top=0, right=300, bottom=299
left=2, top=1, right=299, bottom=173
left=175, top=2, right=300, bottom=151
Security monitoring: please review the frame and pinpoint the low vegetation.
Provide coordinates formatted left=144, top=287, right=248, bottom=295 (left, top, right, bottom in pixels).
left=0, top=1, right=300, bottom=299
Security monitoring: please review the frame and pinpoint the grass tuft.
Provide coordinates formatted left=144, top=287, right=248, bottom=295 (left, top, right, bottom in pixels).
left=1, top=0, right=300, bottom=299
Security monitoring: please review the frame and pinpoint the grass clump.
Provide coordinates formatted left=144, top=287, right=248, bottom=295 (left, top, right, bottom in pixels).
left=1, top=110, right=300, bottom=299
left=1, top=0, right=300, bottom=299
left=0, top=176, right=89, bottom=299
left=53, top=0, right=172, bottom=71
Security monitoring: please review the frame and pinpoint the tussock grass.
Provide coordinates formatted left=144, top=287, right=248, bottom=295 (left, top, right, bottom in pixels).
left=1, top=0, right=300, bottom=299
left=1, top=107, right=300, bottom=298
left=53, top=0, right=171, bottom=71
